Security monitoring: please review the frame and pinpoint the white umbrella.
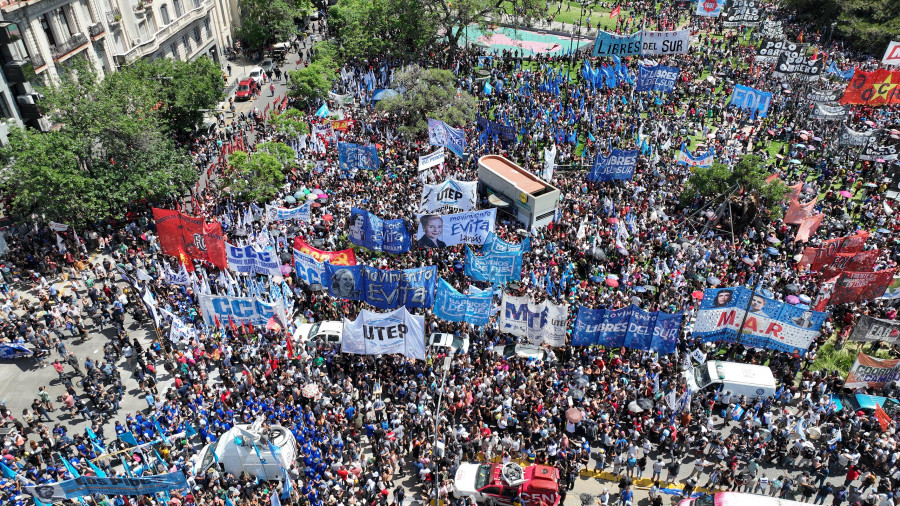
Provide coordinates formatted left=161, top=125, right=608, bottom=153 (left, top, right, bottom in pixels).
left=628, top=400, right=644, bottom=413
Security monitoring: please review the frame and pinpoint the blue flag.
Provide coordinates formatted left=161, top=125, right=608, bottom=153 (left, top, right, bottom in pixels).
left=152, top=416, right=170, bottom=445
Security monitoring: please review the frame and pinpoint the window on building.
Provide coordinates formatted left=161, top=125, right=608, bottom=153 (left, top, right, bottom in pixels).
left=137, top=20, right=147, bottom=40
left=170, top=43, right=177, bottom=58
left=160, top=5, right=170, bottom=25
left=193, top=26, right=200, bottom=43
left=58, top=8, right=74, bottom=39
left=0, top=92, right=14, bottom=120
left=173, top=0, right=183, bottom=17
left=204, top=17, right=210, bottom=37
left=40, top=14, right=58, bottom=47
left=182, top=34, right=188, bottom=52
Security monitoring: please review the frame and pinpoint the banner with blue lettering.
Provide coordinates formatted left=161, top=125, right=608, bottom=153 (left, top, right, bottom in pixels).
left=592, top=30, right=642, bottom=57
left=427, top=118, right=467, bottom=158
left=198, top=294, right=286, bottom=328
left=572, top=305, right=683, bottom=353
left=433, top=278, right=492, bottom=326
left=419, top=179, right=479, bottom=213
left=293, top=249, right=325, bottom=286
left=465, top=246, right=523, bottom=284
left=482, top=232, right=531, bottom=254
left=348, top=208, right=412, bottom=254
left=26, top=471, right=190, bottom=501
left=341, top=307, right=426, bottom=360
left=589, top=149, right=638, bottom=181
left=415, top=209, right=496, bottom=248
left=693, top=287, right=827, bottom=355
left=265, top=202, right=311, bottom=222
left=322, top=263, right=437, bottom=309
left=676, top=143, right=714, bottom=168
left=476, top=116, right=518, bottom=142
left=338, top=142, right=380, bottom=171
left=635, top=65, right=680, bottom=93
left=729, top=84, right=772, bottom=118
left=225, top=242, right=282, bottom=277
left=498, top=294, right=568, bottom=346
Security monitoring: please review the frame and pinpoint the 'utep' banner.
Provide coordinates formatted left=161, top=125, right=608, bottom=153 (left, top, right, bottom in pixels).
left=152, top=208, right=227, bottom=269
left=293, top=237, right=357, bottom=266
left=323, top=264, right=436, bottom=309
left=27, top=472, right=190, bottom=501
left=798, top=231, right=869, bottom=272
left=465, top=246, right=523, bottom=284
left=589, top=148, right=638, bottom=181
left=815, top=270, right=898, bottom=311
left=338, top=142, right=380, bottom=171
left=849, top=315, right=900, bottom=344
left=730, top=84, right=772, bottom=118
left=861, top=143, right=899, bottom=161
left=341, top=307, right=425, bottom=360
left=695, top=0, right=725, bottom=17
left=198, top=294, right=286, bottom=328
left=293, top=249, right=325, bottom=286
left=225, top=243, right=282, bottom=277
left=592, top=30, right=642, bottom=57
left=428, top=118, right=467, bottom=158
left=265, top=202, right=311, bottom=222
left=482, top=232, right=531, bottom=254
left=841, top=69, right=900, bottom=106
left=676, top=144, right=714, bottom=168
left=498, top=294, right=568, bottom=347
left=635, top=65, right=680, bottom=93
left=755, top=39, right=805, bottom=63
left=722, top=0, right=761, bottom=26
left=839, top=126, right=878, bottom=147
left=433, top=278, right=492, bottom=326
left=571, top=305, right=682, bottom=354
left=845, top=353, right=900, bottom=389
left=774, top=53, right=823, bottom=80
left=639, top=30, right=690, bottom=55
left=419, top=178, right=478, bottom=213
left=348, top=208, right=412, bottom=254
left=693, top=286, right=827, bottom=355
left=418, top=149, right=445, bottom=171
left=811, top=103, right=849, bottom=120
left=415, top=209, right=496, bottom=248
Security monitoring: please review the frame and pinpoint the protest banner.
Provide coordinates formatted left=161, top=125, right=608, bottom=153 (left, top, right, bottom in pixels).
left=433, top=278, right=492, bottom=326
left=498, top=294, right=568, bottom=347
left=798, top=231, right=869, bottom=272
left=198, top=294, right=286, bottom=328
left=774, top=52, right=823, bottom=80
left=729, top=84, right=772, bottom=118
left=848, top=314, right=900, bottom=344
left=27, top=472, right=190, bottom=501
left=477, top=116, right=518, bottom=142
left=695, top=0, right=725, bottom=16
left=815, top=270, right=898, bottom=310
left=693, top=287, right=827, bottom=355
left=348, top=208, right=412, bottom=254
left=676, top=144, right=714, bottom=168
left=841, top=69, right=900, bottom=106
left=794, top=214, right=824, bottom=243
left=225, top=243, right=282, bottom=277
left=482, top=232, right=531, bottom=254
left=589, top=148, right=639, bottom=181
left=427, top=118, right=467, bottom=158
left=811, top=103, right=849, bottom=120
left=418, top=149, right=445, bottom=171
left=879, top=276, right=900, bottom=301
left=338, top=142, right=379, bottom=171
left=265, top=202, right=311, bottom=222
left=571, top=305, right=682, bottom=354
left=860, top=143, right=899, bottom=161
left=820, top=249, right=880, bottom=278
left=635, top=65, right=680, bottom=93
left=152, top=208, right=227, bottom=269
left=783, top=197, right=817, bottom=224
left=844, top=353, right=900, bottom=389
left=465, top=246, right=523, bottom=284
left=806, top=88, right=843, bottom=103
left=840, top=126, right=878, bottom=147
left=293, top=249, right=326, bottom=286
left=322, top=264, right=436, bottom=309
left=722, top=0, right=761, bottom=26
left=293, top=237, right=357, bottom=265
left=592, top=30, right=642, bottom=57
left=341, top=307, right=425, bottom=360
left=419, top=179, right=478, bottom=213
left=639, top=30, right=690, bottom=55
left=883, top=41, right=900, bottom=66
left=415, top=209, right=496, bottom=248
left=755, top=40, right=805, bottom=63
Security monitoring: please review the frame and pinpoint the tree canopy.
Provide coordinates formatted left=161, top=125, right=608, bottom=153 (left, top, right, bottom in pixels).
left=782, top=0, right=900, bottom=54
left=237, top=0, right=311, bottom=50
left=223, top=145, right=290, bottom=203
left=328, top=0, right=437, bottom=61
left=269, top=108, right=310, bottom=138
left=376, top=66, right=476, bottom=136
left=0, top=58, right=196, bottom=225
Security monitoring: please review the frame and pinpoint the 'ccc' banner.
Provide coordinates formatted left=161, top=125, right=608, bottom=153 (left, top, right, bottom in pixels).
left=841, top=69, right=900, bottom=106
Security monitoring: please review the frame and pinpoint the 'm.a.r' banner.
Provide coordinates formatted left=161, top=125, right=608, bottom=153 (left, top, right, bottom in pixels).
left=676, top=144, right=714, bottom=168
left=341, top=307, right=425, bottom=360
left=427, top=118, right=467, bottom=158
left=693, top=286, right=827, bottom=355
left=571, top=305, right=682, bottom=353
left=348, top=208, right=412, bottom=254
left=498, top=294, right=568, bottom=347
left=152, top=208, right=227, bottom=269
left=433, top=278, right=492, bottom=326
left=589, top=149, right=638, bottom=181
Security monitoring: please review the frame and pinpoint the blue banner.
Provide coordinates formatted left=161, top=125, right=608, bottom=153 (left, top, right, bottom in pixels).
left=465, top=246, right=523, bottom=284
left=676, top=143, right=714, bottom=168
left=572, top=305, right=683, bottom=353
left=265, top=202, right=311, bottom=222
left=482, top=232, right=531, bottom=254
left=198, top=294, right=286, bottom=328
left=293, top=249, right=325, bottom=286
left=635, top=64, right=680, bottom=93
left=693, top=287, right=827, bottom=355
left=27, top=472, right=190, bottom=501
left=477, top=116, right=517, bottom=142
left=428, top=118, right=467, bottom=158
left=730, top=84, right=772, bottom=118
left=338, top=142, right=380, bottom=171
left=323, top=264, right=437, bottom=309
left=592, top=30, right=642, bottom=57
left=349, top=208, right=412, bottom=254
left=416, top=209, right=496, bottom=248
left=589, top=149, right=638, bottom=181
left=433, top=278, right=492, bottom=326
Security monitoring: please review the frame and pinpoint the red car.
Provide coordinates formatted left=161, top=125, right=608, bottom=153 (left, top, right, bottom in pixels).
left=453, top=463, right=560, bottom=506
left=235, top=79, right=257, bottom=101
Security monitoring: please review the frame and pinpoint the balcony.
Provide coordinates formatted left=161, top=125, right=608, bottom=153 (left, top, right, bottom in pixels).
left=113, top=0, right=212, bottom=65
left=3, top=58, right=35, bottom=82
left=89, top=22, right=105, bottom=38
left=49, top=33, right=88, bottom=61
left=106, top=8, right=121, bottom=25
left=30, top=53, right=45, bottom=69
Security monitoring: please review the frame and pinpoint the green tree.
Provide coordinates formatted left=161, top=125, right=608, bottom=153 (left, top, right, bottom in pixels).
left=680, top=155, right=789, bottom=233
left=114, top=57, right=225, bottom=133
left=328, top=0, right=436, bottom=61
left=376, top=65, right=476, bottom=136
left=256, top=141, right=299, bottom=166
left=0, top=58, right=195, bottom=225
left=223, top=149, right=286, bottom=203
left=269, top=108, right=310, bottom=138
left=428, top=0, right=546, bottom=61
left=288, top=62, right=336, bottom=106
left=782, top=0, right=900, bottom=54
left=237, top=0, right=310, bottom=50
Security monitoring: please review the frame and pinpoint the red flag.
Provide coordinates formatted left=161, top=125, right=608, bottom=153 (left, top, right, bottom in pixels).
left=266, top=315, right=282, bottom=332
left=610, top=5, right=620, bottom=18
left=151, top=208, right=228, bottom=269
left=810, top=48, right=818, bottom=61
left=841, top=69, right=900, bottom=106
left=228, top=315, right=237, bottom=334
left=875, top=403, right=892, bottom=431
left=794, top=214, right=824, bottom=243
left=214, top=315, right=221, bottom=329
left=286, top=337, right=295, bottom=359
left=248, top=321, right=254, bottom=334
left=783, top=197, right=817, bottom=224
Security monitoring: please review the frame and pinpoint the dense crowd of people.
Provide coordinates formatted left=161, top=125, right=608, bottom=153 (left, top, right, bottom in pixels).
left=0, top=2, right=897, bottom=506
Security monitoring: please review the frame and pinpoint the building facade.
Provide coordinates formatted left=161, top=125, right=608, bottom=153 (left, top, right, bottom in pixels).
left=0, top=0, right=236, bottom=131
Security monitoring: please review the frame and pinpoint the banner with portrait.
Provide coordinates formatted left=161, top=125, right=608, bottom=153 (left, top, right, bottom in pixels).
left=415, top=209, right=496, bottom=248
left=341, top=307, right=426, bottom=360
left=571, top=305, right=682, bottom=354
left=338, top=142, right=380, bottom=171
left=323, top=263, right=437, bottom=310
left=433, top=278, right=492, bottom=326
left=348, top=208, right=412, bottom=254
left=693, top=287, right=827, bottom=355
left=427, top=118, right=467, bottom=158
left=419, top=179, right=478, bottom=213
left=498, top=294, right=568, bottom=347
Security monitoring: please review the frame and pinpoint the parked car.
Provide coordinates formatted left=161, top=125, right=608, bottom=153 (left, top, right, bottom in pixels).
left=453, top=462, right=560, bottom=506
left=235, top=79, right=257, bottom=101
left=293, top=320, right=343, bottom=347
left=248, top=67, right=264, bottom=85
left=260, top=59, right=275, bottom=73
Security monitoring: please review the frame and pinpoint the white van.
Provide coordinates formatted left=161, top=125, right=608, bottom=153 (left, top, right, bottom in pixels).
left=683, top=361, right=777, bottom=399
left=680, top=492, right=805, bottom=506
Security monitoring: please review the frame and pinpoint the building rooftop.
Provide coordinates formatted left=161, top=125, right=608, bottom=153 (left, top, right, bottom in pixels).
left=478, top=155, right=548, bottom=195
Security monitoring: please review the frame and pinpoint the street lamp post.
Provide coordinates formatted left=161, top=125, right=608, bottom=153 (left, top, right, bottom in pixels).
left=432, top=355, right=452, bottom=506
